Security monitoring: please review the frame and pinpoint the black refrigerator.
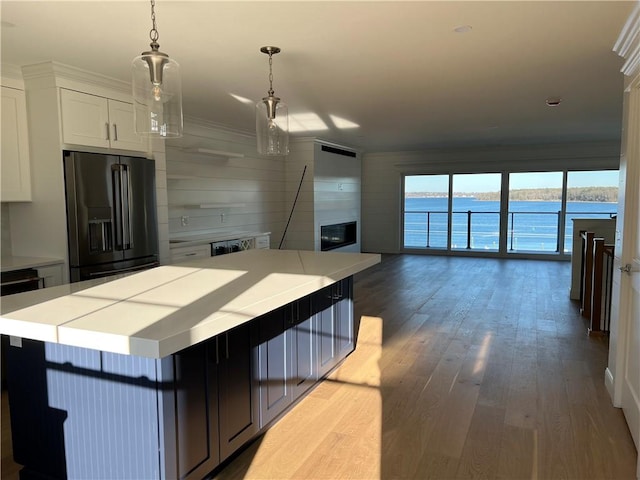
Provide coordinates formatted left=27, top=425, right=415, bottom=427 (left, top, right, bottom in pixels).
left=63, top=151, right=159, bottom=282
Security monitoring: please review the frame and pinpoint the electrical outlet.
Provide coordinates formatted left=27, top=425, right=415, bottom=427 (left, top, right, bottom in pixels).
left=338, top=183, right=344, bottom=191
left=221, top=213, right=226, bottom=223
left=181, top=215, right=189, bottom=226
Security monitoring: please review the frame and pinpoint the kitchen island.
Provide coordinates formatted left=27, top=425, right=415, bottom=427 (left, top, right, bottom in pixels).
left=0, top=249, right=380, bottom=479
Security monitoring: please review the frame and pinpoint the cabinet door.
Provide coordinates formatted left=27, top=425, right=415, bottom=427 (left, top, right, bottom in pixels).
left=335, top=278, right=354, bottom=358
left=315, top=286, right=337, bottom=378
left=172, top=342, right=220, bottom=479
left=1, top=86, right=32, bottom=201
left=291, top=296, right=317, bottom=399
left=108, top=99, right=147, bottom=152
left=257, top=307, right=293, bottom=427
left=218, top=323, right=260, bottom=461
left=255, top=235, right=270, bottom=249
left=60, top=89, right=110, bottom=148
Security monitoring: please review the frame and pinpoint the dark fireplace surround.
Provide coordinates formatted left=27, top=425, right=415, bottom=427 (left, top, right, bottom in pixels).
left=320, top=221, right=357, bottom=251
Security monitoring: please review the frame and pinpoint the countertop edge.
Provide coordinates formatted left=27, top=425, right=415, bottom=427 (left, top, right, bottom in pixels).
left=169, top=231, right=271, bottom=249
left=3, top=251, right=381, bottom=359
left=1, top=256, right=65, bottom=273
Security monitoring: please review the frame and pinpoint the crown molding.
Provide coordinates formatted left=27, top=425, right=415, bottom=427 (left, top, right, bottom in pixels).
left=0, top=64, right=25, bottom=89
left=614, top=2, right=640, bottom=78
left=21, top=61, right=131, bottom=100
left=183, top=115, right=255, bottom=140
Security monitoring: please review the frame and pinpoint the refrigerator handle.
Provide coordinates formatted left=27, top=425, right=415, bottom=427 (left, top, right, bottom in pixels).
left=112, top=165, right=123, bottom=251
left=120, top=165, right=133, bottom=250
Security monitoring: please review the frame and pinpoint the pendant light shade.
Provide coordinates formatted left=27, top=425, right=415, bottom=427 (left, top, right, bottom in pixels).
left=132, top=0, right=183, bottom=138
left=256, top=46, right=289, bottom=156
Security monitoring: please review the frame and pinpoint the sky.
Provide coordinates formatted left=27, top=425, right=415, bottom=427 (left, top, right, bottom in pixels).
left=405, top=170, right=620, bottom=193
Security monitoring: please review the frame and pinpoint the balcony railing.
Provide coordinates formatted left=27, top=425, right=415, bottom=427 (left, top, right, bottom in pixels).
left=404, top=209, right=616, bottom=253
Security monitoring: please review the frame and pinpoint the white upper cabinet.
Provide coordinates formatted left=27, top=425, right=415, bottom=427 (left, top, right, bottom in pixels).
left=60, top=89, right=147, bottom=153
left=1, top=85, right=32, bottom=202
left=107, top=99, right=146, bottom=151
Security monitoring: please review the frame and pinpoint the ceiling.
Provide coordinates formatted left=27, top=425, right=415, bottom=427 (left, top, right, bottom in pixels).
left=0, top=1, right=635, bottom=152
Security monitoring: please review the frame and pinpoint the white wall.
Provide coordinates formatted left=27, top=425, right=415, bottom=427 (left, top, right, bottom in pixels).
left=9, top=84, right=69, bottom=280
left=165, top=118, right=285, bottom=248
left=282, top=139, right=315, bottom=250
left=313, top=143, right=361, bottom=252
left=1, top=204, right=12, bottom=257
left=281, top=139, right=361, bottom=251
left=361, top=141, right=621, bottom=254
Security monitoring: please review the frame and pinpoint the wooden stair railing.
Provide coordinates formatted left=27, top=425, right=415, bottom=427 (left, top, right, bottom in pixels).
left=589, top=239, right=615, bottom=335
left=580, top=231, right=595, bottom=319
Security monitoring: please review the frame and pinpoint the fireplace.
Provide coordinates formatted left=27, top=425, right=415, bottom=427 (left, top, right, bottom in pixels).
left=320, top=221, right=357, bottom=251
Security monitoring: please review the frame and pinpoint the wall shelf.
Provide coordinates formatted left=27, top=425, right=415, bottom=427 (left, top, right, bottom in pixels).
left=167, top=174, right=198, bottom=180
left=182, top=147, right=245, bottom=159
left=174, top=203, right=246, bottom=209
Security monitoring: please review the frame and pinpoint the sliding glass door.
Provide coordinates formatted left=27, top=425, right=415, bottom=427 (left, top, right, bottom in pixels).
left=507, top=172, right=563, bottom=253
left=404, top=175, right=448, bottom=249
left=402, top=168, right=618, bottom=256
left=451, top=173, right=501, bottom=251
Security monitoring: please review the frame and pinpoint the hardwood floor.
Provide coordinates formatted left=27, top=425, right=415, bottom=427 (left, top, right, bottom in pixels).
left=2, top=255, right=637, bottom=479
left=215, top=255, right=637, bottom=480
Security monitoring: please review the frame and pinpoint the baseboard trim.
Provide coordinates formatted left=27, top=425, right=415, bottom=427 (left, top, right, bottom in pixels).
left=605, top=367, right=620, bottom=407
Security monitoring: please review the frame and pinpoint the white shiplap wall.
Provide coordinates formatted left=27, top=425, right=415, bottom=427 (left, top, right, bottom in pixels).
left=361, top=141, right=622, bottom=254
left=165, top=119, right=285, bottom=247
left=150, top=138, right=170, bottom=265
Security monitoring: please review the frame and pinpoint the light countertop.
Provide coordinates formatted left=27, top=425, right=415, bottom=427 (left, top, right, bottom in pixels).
left=169, top=230, right=271, bottom=248
left=0, top=250, right=380, bottom=359
left=1, top=255, right=64, bottom=273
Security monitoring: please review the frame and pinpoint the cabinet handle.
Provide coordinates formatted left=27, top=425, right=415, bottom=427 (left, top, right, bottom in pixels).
left=113, top=124, right=118, bottom=141
left=225, top=334, right=230, bottom=360
left=105, top=122, right=110, bottom=140
left=185, top=252, right=197, bottom=256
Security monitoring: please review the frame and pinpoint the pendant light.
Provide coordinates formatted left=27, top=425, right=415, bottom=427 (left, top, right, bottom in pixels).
left=132, top=0, right=183, bottom=137
left=256, top=46, right=289, bottom=156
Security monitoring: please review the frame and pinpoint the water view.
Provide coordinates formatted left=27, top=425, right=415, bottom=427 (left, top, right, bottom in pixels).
left=404, top=197, right=616, bottom=253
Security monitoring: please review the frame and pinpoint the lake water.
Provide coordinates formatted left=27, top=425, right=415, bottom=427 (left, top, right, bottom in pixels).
left=404, top=197, right=616, bottom=252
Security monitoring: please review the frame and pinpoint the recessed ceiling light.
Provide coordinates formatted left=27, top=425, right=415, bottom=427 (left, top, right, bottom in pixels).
left=454, top=25, right=472, bottom=33
left=546, top=97, right=562, bottom=107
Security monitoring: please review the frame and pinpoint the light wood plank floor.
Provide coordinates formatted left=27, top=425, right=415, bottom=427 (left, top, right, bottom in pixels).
left=215, top=255, right=637, bottom=480
left=2, top=255, right=637, bottom=479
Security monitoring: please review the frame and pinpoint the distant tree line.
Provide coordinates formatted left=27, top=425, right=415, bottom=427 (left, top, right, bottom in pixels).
left=473, top=187, right=618, bottom=202
left=407, top=187, right=618, bottom=202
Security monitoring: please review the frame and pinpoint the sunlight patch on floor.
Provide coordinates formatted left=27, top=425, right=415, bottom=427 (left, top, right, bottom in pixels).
left=216, top=316, right=383, bottom=480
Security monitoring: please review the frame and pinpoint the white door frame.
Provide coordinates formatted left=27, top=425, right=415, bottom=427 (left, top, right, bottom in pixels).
left=606, top=3, right=640, bottom=476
